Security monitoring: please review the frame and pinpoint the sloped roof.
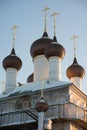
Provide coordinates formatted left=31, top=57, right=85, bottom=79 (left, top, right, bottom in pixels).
left=0, top=80, right=72, bottom=99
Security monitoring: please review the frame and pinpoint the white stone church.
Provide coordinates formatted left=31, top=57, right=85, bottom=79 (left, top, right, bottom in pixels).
left=0, top=8, right=87, bottom=130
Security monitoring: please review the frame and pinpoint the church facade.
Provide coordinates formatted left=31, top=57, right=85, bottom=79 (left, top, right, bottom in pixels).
left=0, top=8, right=87, bottom=130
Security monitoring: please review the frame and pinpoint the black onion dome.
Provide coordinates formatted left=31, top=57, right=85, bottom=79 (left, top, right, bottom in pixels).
left=35, top=97, right=48, bottom=112
left=27, top=73, right=33, bottom=83
left=30, top=32, right=52, bottom=58
left=66, top=57, right=85, bottom=79
left=3, top=48, right=22, bottom=70
left=45, top=36, right=66, bottom=59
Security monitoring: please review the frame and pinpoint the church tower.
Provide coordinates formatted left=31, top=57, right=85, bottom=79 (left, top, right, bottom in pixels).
left=0, top=8, right=87, bottom=130
left=66, top=35, right=85, bottom=89
left=30, top=7, right=52, bottom=81
left=2, top=25, right=22, bottom=93
left=45, top=12, right=65, bottom=83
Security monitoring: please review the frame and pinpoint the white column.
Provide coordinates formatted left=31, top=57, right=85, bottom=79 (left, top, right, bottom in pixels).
left=70, top=77, right=82, bottom=89
left=4, top=68, right=17, bottom=93
left=49, top=56, right=61, bottom=83
left=34, top=55, right=49, bottom=81
left=38, top=112, right=44, bottom=130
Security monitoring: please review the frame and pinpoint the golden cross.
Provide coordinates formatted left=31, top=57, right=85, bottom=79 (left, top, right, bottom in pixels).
left=11, top=25, right=19, bottom=48
left=70, top=35, right=79, bottom=58
left=42, top=7, right=50, bottom=32
left=50, top=12, right=59, bottom=36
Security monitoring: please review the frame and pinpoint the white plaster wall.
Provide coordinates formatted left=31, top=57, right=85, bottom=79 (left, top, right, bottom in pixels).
left=5, top=68, right=17, bottom=93
left=70, top=90, right=86, bottom=109
left=70, top=77, right=82, bottom=89
left=55, top=95, right=67, bottom=104
left=49, top=56, right=61, bottom=83
left=44, top=88, right=69, bottom=106
left=34, top=55, right=49, bottom=81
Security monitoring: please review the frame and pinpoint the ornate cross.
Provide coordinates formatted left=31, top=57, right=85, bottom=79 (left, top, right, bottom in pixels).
left=11, top=25, right=19, bottom=48
left=50, top=12, right=59, bottom=36
left=70, top=35, right=79, bottom=58
left=42, top=7, right=50, bottom=32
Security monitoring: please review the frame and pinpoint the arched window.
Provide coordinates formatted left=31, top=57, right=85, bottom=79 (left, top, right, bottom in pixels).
left=15, top=97, right=31, bottom=110
left=15, top=100, right=22, bottom=109
left=23, top=100, right=30, bottom=109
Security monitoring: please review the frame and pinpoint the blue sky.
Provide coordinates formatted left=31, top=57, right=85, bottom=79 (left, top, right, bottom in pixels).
left=0, top=0, right=87, bottom=94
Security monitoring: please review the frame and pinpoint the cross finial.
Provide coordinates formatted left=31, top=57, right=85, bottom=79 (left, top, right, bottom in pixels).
left=41, top=78, right=44, bottom=98
left=42, top=7, right=50, bottom=32
left=11, top=25, right=19, bottom=48
left=70, top=35, right=79, bottom=58
left=50, top=12, right=59, bottom=36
